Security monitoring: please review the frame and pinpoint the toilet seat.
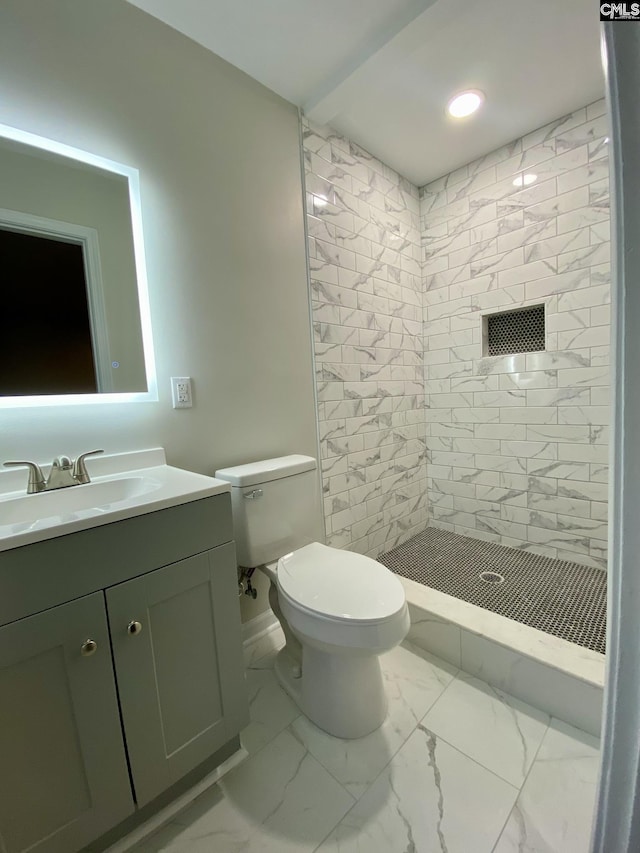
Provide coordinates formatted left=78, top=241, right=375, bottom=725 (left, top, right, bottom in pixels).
left=277, top=542, right=405, bottom=623
left=216, top=453, right=410, bottom=738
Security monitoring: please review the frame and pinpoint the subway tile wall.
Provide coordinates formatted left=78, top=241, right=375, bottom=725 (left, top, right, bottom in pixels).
left=302, top=116, right=428, bottom=557
left=420, top=100, right=610, bottom=569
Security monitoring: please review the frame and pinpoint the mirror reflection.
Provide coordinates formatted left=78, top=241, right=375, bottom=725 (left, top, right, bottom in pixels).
left=0, top=132, right=150, bottom=397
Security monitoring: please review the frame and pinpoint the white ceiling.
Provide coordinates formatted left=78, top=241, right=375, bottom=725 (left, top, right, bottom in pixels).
left=127, top=0, right=604, bottom=186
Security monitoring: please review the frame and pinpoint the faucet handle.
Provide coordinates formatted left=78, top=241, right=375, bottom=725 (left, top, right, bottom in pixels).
left=3, top=461, right=46, bottom=494
left=72, top=449, right=104, bottom=485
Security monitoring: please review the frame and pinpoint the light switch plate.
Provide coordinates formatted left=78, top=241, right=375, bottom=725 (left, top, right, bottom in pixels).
left=171, top=376, right=192, bottom=408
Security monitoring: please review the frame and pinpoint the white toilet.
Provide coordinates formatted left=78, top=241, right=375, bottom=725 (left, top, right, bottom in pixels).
left=215, top=454, right=409, bottom=739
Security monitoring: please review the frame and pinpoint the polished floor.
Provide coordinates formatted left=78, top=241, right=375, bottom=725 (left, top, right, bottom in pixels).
left=129, top=640, right=600, bottom=853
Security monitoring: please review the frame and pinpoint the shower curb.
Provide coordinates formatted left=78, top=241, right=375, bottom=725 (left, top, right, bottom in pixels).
left=402, top=575, right=605, bottom=737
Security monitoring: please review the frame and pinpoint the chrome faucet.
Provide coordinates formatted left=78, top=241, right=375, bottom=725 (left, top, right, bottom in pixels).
left=4, top=450, right=104, bottom=494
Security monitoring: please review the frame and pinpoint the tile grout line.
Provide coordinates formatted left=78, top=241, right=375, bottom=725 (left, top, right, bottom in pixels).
left=284, top=720, right=358, bottom=805
left=415, top=720, right=523, bottom=794
left=307, top=660, right=461, bottom=850
left=488, top=717, right=551, bottom=853
left=419, top=669, right=553, bottom=791
left=245, top=637, right=571, bottom=848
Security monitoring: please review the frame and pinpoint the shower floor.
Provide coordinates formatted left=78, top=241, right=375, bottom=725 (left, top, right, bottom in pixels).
left=378, top=526, right=607, bottom=655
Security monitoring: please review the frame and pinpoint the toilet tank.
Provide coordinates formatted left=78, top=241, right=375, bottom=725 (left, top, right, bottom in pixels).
left=215, top=455, right=323, bottom=568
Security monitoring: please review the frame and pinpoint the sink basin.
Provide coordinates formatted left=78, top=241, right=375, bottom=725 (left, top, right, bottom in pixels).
left=0, top=476, right=161, bottom=526
left=0, top=448, right=231, bottom=551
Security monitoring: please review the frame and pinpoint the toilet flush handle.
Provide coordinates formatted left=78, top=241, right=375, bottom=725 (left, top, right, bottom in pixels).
left=243, top=489, right=263, bottom=500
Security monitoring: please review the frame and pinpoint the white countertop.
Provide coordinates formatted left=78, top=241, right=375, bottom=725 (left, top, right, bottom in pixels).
left=0, top=448, right=230, bottom=552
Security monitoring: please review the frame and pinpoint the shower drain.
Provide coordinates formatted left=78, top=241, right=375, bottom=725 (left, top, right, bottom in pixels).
left=479, top=571, right=505, bottom=585
left=378, top=527, right=607, bottom=654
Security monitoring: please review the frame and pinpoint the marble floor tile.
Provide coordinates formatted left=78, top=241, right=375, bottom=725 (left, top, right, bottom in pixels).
left=127, top=643, right=599, bottom=853
left=241, top=663, right=301, bottom=755
left=316, top=724, right=519, bottom=853
left=422, top=672, right=550, bottom=786
left=290, top=643, right=457, bottom=797
left=493, top=718, right=600, bottom=853
left=135, top=728, right=355, bottom=852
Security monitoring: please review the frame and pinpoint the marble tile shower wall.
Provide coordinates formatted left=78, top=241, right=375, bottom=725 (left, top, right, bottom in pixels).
left=420, top=100, right=610, bottom=569
left=302, top=116, right=427, bottom=557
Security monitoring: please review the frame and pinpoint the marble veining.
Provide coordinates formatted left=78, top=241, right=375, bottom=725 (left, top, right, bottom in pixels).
left=493, top=720, right=600, bottom=853
left=306, top=100, right=608, bottom=569
left=303, top=116, right=425, bottom=559
left=124, top=638, right=600, bottom=853
left=420, top=724, right=447, bottom=852
left=421, top=100, right=610, bottom=568
left=289, top=643, right=455, bottom=798
left=421, top=673, right=549, bottom=787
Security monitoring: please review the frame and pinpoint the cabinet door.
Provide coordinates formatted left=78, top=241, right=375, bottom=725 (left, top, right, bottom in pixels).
left=0, top=593, right=134, bottom=853
left=107, top=543, right=248, bottom=807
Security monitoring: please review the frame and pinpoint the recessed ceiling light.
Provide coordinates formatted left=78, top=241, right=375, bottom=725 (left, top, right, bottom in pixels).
left=512, top=173, right=537, bottom=187
left=447, top=90, right=484, bottom=118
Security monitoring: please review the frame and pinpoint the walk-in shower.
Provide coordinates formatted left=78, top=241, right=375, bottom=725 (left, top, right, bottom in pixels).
left=304, top=91, right=609, bottom=740
left=379, top=526, right=606, bottom=654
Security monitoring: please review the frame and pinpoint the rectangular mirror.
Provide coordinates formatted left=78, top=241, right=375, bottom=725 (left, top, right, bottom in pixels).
left=0, top=124, right=157, bottom=405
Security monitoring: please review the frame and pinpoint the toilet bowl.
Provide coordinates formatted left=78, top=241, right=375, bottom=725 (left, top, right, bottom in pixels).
left=267, top=542, right=409, bottom=739
left=214, top=454, right=410, bottom=739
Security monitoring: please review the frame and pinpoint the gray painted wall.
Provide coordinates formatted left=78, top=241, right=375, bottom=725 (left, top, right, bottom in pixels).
left=0, top=0, right=321, bottom=621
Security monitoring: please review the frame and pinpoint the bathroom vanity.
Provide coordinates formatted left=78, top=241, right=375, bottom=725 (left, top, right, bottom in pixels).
left=0, top=449, right=248, bottom=853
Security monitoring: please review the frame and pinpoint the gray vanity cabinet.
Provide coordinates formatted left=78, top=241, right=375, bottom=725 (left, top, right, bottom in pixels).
left=0, top=593, right=134, bottom=853
left=107, top=542, right=247, bottom=807
left=0, top=494, right=249, bottom=853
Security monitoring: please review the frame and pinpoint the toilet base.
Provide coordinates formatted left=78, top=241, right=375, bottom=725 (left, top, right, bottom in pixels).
left=274, top=644, right=388, bottom=739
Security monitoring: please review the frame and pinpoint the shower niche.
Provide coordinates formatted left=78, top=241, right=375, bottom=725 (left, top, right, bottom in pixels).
left=482, top=303, right=546, bottom=357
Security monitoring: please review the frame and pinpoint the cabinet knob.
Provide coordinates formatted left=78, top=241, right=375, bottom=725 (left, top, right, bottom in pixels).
left=127, top=620, right=143, bottom=636
left=81, top=639, right=98, bottom=657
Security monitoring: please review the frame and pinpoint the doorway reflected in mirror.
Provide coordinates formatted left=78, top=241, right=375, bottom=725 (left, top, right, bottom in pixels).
left=0, top=123, right=157, bottom=404
left=0, top=227, right=97, bottom=395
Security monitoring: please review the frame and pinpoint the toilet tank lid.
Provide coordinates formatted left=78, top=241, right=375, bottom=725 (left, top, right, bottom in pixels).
left=215, top=454, right=316, bottom=487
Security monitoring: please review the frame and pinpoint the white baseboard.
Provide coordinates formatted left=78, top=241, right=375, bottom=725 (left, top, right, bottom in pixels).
left=242, top=608, right=278, bottom=645
left=242, top=609, right=284, bottom=667
left=106, top=746, right=248, bottom=852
